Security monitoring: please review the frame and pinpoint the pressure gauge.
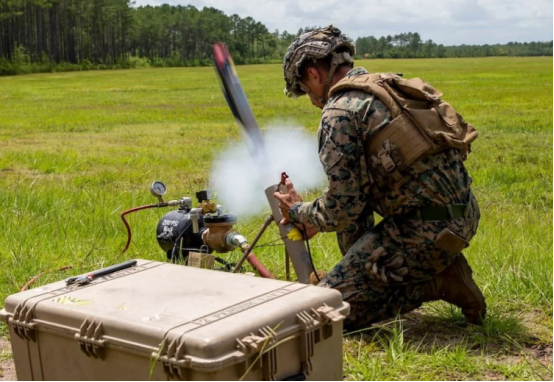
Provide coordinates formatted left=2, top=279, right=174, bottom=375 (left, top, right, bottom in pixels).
left=150, top=181, right=167, bottom=198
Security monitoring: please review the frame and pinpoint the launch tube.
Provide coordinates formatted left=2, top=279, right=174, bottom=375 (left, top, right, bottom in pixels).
left=264, top=185, right=313, bottom=284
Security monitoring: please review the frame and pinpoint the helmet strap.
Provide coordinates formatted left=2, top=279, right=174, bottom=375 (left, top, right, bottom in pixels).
left=322, top=51, right=352, bottom=104
left=322, top=52, right=340, bottom=103
left=298, top=81, right=325, bottom=109
left=298, top=50, right=352, bottom=109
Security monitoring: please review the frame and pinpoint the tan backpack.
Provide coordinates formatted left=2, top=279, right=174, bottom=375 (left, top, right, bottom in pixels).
left=330, top=73, right=478, bottom=179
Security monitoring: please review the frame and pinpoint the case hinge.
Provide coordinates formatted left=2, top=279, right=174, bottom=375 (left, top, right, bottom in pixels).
left=75, top=319, right=106, bottom=359
left=157, top=336, right=191, bottom=380
left=10, top=302, right=36, bottom=341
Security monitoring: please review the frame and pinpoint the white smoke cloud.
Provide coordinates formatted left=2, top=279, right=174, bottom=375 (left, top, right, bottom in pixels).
left=210, top=126, right=325, bottom=217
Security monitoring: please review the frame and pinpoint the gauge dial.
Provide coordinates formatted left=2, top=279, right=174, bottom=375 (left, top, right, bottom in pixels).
left=150, top=181, right=167, bottom=197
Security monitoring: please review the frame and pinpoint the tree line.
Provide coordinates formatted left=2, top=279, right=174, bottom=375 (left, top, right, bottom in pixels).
left=0, top=1, right=552, bottom=76
left=0, top=0, right=300, bottom=75
left=356, top=32, right=553, bottom=59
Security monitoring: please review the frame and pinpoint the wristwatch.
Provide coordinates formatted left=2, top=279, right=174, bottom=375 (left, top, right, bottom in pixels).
left=288, top=202, right=303, bottom=223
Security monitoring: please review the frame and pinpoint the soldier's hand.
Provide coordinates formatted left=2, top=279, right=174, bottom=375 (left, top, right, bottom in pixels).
left=302, top=224, right=320, bottom=240
left=273, top=179, right=303, bottom=225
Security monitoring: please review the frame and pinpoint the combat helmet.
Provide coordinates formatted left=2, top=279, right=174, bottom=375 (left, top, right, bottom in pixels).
left=283, top=25, right=355, bottom=104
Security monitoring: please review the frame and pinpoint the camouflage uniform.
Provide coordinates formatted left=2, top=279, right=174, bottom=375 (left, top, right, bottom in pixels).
left=290, top=67, right=480, bottom=330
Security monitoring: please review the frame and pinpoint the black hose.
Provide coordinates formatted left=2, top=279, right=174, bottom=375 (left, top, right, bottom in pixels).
left=169, top=221, right=194, bottom=262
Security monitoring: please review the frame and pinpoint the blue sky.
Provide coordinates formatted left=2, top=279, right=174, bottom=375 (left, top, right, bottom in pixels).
left=133, top=0, right=553, bottom=45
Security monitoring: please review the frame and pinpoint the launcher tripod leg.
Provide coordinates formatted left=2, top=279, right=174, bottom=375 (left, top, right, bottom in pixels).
left=232, top=215, right=274, bottom=273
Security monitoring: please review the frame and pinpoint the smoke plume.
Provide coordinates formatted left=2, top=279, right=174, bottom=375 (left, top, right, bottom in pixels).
left=210, top=127, right=325, bottom=217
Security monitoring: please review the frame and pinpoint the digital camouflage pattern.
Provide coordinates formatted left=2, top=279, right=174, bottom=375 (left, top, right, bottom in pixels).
left=291, top=67, right=481, bottom=330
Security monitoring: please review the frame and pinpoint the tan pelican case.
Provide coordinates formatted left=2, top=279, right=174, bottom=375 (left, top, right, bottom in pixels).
left=0, top=260, right=349, bottom=381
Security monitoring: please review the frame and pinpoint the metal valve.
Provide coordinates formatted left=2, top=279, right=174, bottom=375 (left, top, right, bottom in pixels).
left=180, top=197, right=192, bottom=210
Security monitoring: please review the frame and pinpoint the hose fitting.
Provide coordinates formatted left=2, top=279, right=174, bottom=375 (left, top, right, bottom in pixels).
left=226, top=232, right=248, bottom=250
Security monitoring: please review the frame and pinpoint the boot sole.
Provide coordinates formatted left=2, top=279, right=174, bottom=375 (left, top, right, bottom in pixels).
left=455, top=254, right=486, bottom=324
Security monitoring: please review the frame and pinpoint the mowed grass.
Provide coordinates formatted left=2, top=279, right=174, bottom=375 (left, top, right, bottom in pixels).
left=0, top=57, right=552, bottom=380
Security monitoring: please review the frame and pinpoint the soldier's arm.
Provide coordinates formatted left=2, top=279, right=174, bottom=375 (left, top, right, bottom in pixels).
left=292, top=107, right=372, bottom=232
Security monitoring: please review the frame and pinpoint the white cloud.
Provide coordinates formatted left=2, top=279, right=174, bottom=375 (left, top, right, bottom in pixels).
left=133, top=0, right=553, bottom=45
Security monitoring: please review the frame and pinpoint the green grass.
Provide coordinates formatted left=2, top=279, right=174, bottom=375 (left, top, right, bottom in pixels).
left=0, top=57, right=552, bottom=380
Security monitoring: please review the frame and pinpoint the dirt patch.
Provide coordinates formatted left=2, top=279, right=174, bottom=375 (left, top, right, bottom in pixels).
left=532, top=343, right=553, bottom=367
left=398, top=309, right=552, bottom=355
left=0, top=338, right=15, bottom=381
left=345, top=308, right=553, bottom=380
left=482, top=369, right=508, bottom=381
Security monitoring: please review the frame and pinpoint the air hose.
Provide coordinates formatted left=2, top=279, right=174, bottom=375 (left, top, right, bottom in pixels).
left=121, top=203, right=168, bottom=254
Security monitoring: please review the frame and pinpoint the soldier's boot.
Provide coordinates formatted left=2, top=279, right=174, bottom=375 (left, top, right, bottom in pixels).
left=422, top=253, right=486, bottom=324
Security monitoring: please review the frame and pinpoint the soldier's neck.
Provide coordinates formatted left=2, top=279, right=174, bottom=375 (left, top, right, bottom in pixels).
left=329, top=65, right=353, bottom=89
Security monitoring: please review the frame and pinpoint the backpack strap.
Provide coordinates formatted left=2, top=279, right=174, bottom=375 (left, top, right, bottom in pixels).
left=330, top=71, right=478, bottom=161
left=329, top=73, right=403, bottom=118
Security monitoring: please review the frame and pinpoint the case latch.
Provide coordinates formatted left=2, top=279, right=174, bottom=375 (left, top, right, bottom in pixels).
left=315, top=305, right=345, bottom=324
left=157, top=336, right=191, bottom=380
left=296, top=305, right=346, bottom=377
left=296, top=311, right=319, bottom=377
left=236, top=326, right=277, bottom=380
left=10, top=302, right=36, bottom=341
left=75, top=319, right=106, bottom=359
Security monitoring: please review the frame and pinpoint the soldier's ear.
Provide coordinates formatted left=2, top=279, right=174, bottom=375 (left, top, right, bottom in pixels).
left=305, top=67, right=320, bottom=84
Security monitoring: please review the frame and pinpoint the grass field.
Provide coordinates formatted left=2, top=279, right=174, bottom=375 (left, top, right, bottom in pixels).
left=0, top=57, right=552, bottom=380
